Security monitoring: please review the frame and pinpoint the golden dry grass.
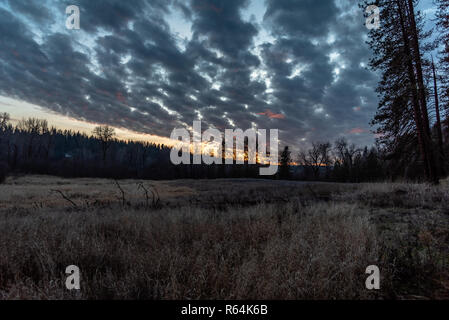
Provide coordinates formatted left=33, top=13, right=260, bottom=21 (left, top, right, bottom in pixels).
left=0, top=175, right=448, bottom=299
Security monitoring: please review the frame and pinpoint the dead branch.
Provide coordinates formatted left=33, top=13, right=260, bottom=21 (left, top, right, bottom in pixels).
left=137, top=182, right=150, bottom=209
left=51, top=189, right=78, bottom=209
left=114, top=180, right=126, bottom=206
left=149, top=184, right=160, bottom=206
left=138, top=183, right=160, bottom=208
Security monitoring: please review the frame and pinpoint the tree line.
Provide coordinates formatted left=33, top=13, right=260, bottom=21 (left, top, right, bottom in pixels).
left=0, top=112, right=424, bottom=183
left=0, top=113, right=173, bottom=182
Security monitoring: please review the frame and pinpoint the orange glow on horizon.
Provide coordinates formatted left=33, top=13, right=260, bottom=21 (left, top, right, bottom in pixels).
left=0, top=96, right=176, bottom=146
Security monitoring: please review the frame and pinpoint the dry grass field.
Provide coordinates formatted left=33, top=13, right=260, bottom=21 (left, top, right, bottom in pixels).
left=0, top=175, right=448, bottom=299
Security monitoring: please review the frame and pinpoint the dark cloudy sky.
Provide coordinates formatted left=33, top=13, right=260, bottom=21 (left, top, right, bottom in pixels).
left=0, top=0, right=437, bottom=149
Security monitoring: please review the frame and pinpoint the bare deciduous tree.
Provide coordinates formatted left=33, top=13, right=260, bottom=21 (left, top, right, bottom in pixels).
left=93, top=125, right=116, bottom=164
left=0, top=112, right=10, bottom=131
left=16, top=118, right=49, bottom=159
left=334, top=138, right=360, bottom=169
left=299, top=142, right=332, bottom=179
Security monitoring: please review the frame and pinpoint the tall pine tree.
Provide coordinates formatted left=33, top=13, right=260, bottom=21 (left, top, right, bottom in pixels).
left=365, top=0, right=439, bottom=182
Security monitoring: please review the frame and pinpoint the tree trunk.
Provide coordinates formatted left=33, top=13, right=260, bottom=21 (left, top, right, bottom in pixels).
left=407, top=0, right=431, bottom=134
left=397, top=0, right=433, bottom=181
left=406, top=0, right=439, bottom=183
left=432, top=57, right=446, bottom=175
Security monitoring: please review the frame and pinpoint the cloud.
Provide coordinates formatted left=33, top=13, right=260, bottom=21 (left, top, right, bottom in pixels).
left=257, top=109, right=285, bottom=119
left=348, top=127, right=368, bottom=134
left=0, top=0, right=381, bottom=152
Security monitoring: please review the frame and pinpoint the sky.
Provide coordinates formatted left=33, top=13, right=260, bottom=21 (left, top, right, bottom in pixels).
left=0, top=0, right=438, bottom=150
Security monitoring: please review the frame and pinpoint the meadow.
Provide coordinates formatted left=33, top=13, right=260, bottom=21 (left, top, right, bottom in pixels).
left=0, top=175, right=448, bottom=299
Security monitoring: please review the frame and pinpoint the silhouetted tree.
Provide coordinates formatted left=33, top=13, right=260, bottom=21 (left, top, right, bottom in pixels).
left=0, top=112, right=9, bottom=130
left=279, top=146, right=291, bottom=179
left=0, top=112, right=11, bottom=183
left=93, top=125, right=116, bottom=165
left=365, top=0, right=439, bottom=183
left=299, top=142, right=331, bottom=180
left=333, top=138, right=361, bottom=182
